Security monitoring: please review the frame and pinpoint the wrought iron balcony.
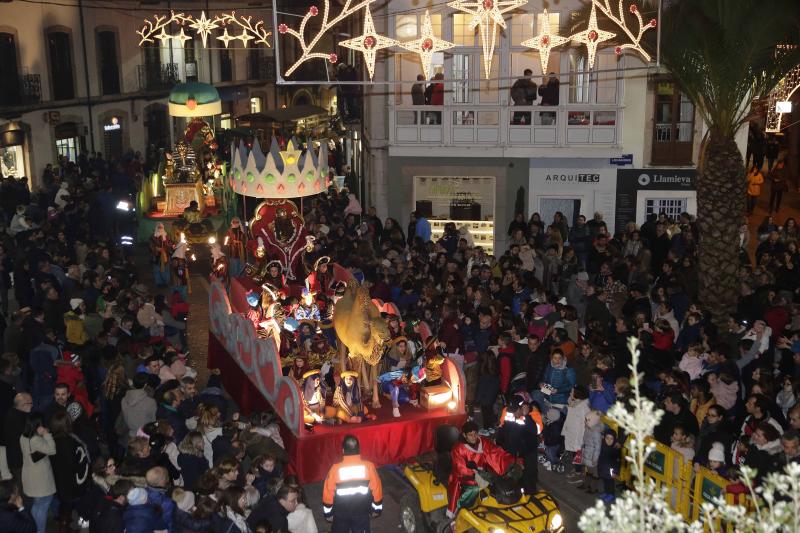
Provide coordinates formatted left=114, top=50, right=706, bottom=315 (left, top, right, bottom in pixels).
left=137, top=63, right=180, bottom=92
left=0, top=71, right=41, bottom=107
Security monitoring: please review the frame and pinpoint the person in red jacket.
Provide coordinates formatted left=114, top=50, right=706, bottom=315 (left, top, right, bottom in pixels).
left=447, top=421, right=515, bottom=517
left=430, top=73, right=444, bottom=105
left=55, top=352, right=93, bottom=417
left=497, top=332, right=516, bottom=396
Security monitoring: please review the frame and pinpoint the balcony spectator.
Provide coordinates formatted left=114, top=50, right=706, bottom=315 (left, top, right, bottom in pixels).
left=511, top=69, right=537, bottom=125
left=538, top=72, right=560, bottom=106
left=411, top=74, right=426, bottom=105
left=430, top=73, right=444, bottom=105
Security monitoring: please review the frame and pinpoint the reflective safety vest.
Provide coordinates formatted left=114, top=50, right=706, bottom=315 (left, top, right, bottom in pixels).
left=498, top=406, right=543, bottom=434
left=322, top=454, right=383, bottom=519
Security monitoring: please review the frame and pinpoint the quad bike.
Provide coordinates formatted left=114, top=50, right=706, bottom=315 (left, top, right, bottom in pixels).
left=400, top=425, right=564, bottom=533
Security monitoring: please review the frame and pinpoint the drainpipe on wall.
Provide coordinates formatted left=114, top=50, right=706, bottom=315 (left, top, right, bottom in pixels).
left=78, top=0, right=96, bottom=153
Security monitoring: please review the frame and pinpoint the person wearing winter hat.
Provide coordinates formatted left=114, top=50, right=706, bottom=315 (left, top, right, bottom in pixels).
left=707, top=441, right=728, bottom=473
left=64, top=298, right=88, bottom=347
left=171, top=242, right=190, bottom=302
left=124, top=487, right=167, bottom=533
left=150, top=222, right=173, bottom=287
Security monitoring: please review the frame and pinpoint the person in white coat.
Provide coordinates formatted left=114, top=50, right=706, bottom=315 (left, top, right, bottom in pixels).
left=562, top=385, right=591, bottom=481
left=20, top=413, right=57, bottom=533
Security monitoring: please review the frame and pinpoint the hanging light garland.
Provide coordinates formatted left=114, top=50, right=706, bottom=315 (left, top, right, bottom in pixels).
left=398, top=10, right=456, bottom=80
left=137, top=10, right=272, bottom=49
left=570, top=3, right=617, bottom=69
left=447, top=0, right=529, bottom=78
left=520, top=10, right=568, bottom=75
left=339, top=6, right=398, bottom=80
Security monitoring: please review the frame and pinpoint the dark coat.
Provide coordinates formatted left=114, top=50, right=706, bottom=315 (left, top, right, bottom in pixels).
left=597, top=440, right=621, bottom=479
left=0, top=503, right=36, bottom=533
left=174, top=508, right=213, bottom=533
left=123, top=503, right=167, bottom=533
left=52, top=432, right=90, bottom=501
left=178, top=453, right=208, bottom=491
left=3, top=408, right=28, bottom=469
left=88, top=497, right=124, bottom=533
left=246, top=494, right=289, bottom=532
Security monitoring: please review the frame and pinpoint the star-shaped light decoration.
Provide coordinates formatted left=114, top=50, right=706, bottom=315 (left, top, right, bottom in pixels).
left=398, top=10, right=456, bottom=80
left=448, top=0, right=528, bottom=78
left=190, top=11, right=219, bottom=47
left=155, top=27, right=172, bottom=43
left=279, top=140, right=302, bottom=168
left=174, top=28, right=192, bottom=46
left=572, top=3, right=616, bottom=69
left=339, top=7, right=398, bottom=80
left=520, top=10, right=568, bottom=75
left=217, top=28, right=236, bottom=48
left=237, top=30, right=255, bottom=47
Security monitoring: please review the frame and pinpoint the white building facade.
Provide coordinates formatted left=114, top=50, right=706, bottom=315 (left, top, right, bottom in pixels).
left=357, top=0, right=746, bottom=253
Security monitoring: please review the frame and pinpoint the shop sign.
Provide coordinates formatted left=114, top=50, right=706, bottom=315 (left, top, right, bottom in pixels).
left=615, top=168, right=696, bottom=231
left=104, top=117, right=121, bottom=131
left=610, top=154, right=633, bottom=165
left=543, top=173, right=600, bottom=183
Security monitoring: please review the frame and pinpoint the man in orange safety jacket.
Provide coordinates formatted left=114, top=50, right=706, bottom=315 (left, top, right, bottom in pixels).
left=322, top=435, right=383, bottom=533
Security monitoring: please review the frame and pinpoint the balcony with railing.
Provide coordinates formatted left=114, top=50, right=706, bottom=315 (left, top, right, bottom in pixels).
left=389, top=104, right=620, bottom=148
left=137, top=63, right=179, bottom=92
left=0, top=71, right=42, bottom=108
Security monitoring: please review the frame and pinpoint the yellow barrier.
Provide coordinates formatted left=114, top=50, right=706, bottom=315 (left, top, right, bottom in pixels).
left=602, top=418, right=751, bottom=530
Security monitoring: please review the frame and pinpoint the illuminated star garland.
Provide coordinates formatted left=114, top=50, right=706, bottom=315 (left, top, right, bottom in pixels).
left=339, top=6, right=398, bottom=80
left=571, top=3, right=616, bottom=69
left=447, top=0, right=529, bottom=78
left=398, top=10, right=456, bottom=80
left=520, top=10, right=568, bottom=75
left=137, top=10, right=271, bottom=49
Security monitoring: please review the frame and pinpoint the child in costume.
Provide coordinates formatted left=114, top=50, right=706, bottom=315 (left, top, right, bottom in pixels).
left=333, top=371, right=377, bottom=423
left=302, top=369, right=338, bottom=425
left=210, top=243, right=229, bottom=284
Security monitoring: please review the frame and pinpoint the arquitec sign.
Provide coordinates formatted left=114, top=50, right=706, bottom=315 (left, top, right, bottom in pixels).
left=543, top=173, right=600, bottom=183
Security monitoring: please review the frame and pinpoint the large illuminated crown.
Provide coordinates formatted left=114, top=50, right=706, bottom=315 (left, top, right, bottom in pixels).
left=229, top=137, right=330, bottom=198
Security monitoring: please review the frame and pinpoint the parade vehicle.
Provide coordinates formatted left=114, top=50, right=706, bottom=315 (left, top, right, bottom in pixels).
left=400, top=426, right=564, bottom=533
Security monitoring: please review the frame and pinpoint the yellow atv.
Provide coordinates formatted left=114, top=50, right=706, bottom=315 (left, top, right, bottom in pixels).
left=400, top=426, right=564, bottom=533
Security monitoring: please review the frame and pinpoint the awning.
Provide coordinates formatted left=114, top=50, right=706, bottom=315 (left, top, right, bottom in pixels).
left=238, top=105, right=328, bottom=123
left=0, top=122, right=25, bottom=147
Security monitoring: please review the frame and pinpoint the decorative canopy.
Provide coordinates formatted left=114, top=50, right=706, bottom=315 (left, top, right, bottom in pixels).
left=229, top=137, right=330, bottom=199
left=168, top=82, right=222, bottom=117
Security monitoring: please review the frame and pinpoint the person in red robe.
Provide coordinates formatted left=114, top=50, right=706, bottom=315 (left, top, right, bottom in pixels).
left=447, top=421, right=515, bottom=517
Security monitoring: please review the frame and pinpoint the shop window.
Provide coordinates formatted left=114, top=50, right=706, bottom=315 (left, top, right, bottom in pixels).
left=645, top=198, right=688, bottom=220
left=250, top=96, right=263, bottom=114
left=97, top=31, right=120, bottom=95
left=220, top=113, right=232, bottom=130
left=47, top=31, right=74, bottom=100
left=56, top=137, right=78, bottom=162
left=651, top=81, right=695, bottom=165
left=1, top=145, right=25, bottom=178
left=220, top=49, right=233, bottom=82
left=0, top=33, right=20, bottom=106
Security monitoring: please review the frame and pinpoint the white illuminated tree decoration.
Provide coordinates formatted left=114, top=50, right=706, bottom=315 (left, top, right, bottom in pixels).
left=447, top=0, right=529, bottom=78
left=398, top=10, right=456, bottom=80
left=339, top=7, right=398, bottom=80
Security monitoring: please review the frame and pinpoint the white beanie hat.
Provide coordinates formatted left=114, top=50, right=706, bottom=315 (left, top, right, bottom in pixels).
left=70, top=298, right=84, bottom=311
left=708, top=442, right=725, bottom=463
left=127, top=487, right=148, bottom=505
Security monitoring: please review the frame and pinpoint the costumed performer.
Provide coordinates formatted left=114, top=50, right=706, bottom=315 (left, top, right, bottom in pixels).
left=210, top=243, right=228, bottom=284
left=301, top=369, right=339, bottom=425
left=224, top=217, right=246, bottom=278
left=385, top=314, right=403, bottom=339
left=171, top=242, right=190, bottom=302
left=246, top=290, right=264, bottom=330
left=261, top=260, right=288, bottom=297
left=295, top=287, right=321, bottom=322
left=306, top=256, right=335, bottom=309
left=333, top=371, right=377, bottom=424
left=150, top=222, right=173, bottom=287
left=447, top=421, right=516, bottom=518
left=259, top=283, right=284, bottom=349
left=309, top=333, right=337, bottom=386
left=423, top=337, right=446, bottom=387
left=385, top=336, right=413, bottom=372
left=379, top=365, right=426, bottom=418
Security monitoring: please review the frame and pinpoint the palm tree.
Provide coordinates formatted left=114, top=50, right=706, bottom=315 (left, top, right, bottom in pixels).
left=659, top=0, right=800, bottom=324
